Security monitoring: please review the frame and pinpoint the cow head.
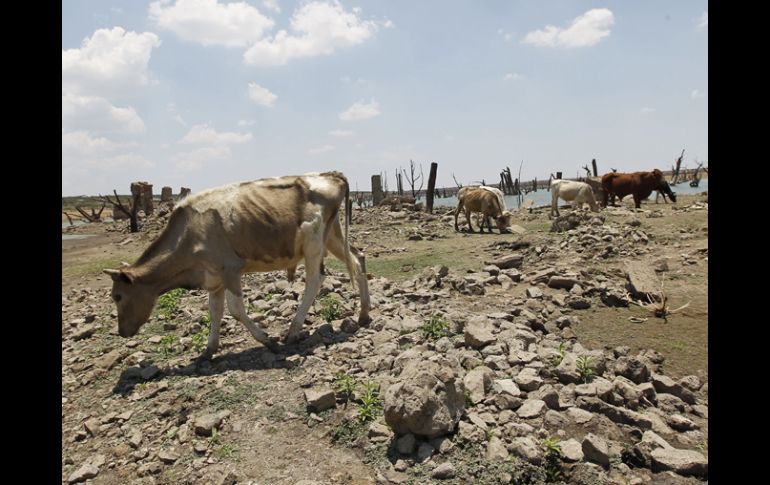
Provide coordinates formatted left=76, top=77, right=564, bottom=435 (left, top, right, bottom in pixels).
left=496, top=211, right=513, bottom=231
left=659, top=181, right=677, bottom=203
left=103, top=268, right=158, bottom=337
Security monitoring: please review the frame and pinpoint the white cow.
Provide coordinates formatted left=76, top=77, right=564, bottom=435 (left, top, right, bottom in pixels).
left=550, top=179, right=600, bottom=217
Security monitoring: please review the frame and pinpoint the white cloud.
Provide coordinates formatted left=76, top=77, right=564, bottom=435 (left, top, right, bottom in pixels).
left=62, top=93, right=145, bottom=134
left=247, top=83, right=278, bottom=107
left=238, top=119, right=256, bottom=126
left=339, top=99, right=380, bottom=121
left=179, top=124, right=252, bottom=144
left=640, top=107, right=655, bottom=114
left=173, top=115, right=186, bottom=126
left=523, top=8, right=614, bottom=48
left=691, top=89, right=706, bottom=99
left=243, top=0, right=382, bottom=66
left=148, top=0, right=274, bottom=47
left=173, top=146, right=231, bottom=170
left=308, top=144, right=334, bottom=154
left=329, top=129, right=353, bottom=137
left=62, top=131, right=121, bottom=155
left=697, top=11, right=708, bottom=30
left=504, top=72, right=522, bottom=81
left=62, top=27, right=161, bottom=97
left=90, top=153, right=155, bottom=169
left=262, top=0, right=280, bottom=13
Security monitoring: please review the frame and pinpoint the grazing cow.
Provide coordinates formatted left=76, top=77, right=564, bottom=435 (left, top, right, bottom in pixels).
left=549, top=179, right=600, bottom=217
left=103, top=172, right=371, bottom=358
left=601, top=169, right=677, bottom=209
left=454, top=186, right=512, bottom=233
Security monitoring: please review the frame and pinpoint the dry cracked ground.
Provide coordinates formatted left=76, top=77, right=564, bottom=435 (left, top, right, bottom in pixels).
left=62, top=193, right=708, bottom=485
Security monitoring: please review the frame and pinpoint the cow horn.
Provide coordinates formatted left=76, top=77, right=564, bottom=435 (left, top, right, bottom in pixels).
left=120, top=261, right=131, bottom=268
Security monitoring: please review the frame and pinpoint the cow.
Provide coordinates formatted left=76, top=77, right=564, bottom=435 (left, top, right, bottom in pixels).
left=549, top=179, right=600, bottom=217
left=601, top=169, right=677, bottom=209
left=103, top=171, right=371, bottom=359
left=454, top=186, right=512, bottom=233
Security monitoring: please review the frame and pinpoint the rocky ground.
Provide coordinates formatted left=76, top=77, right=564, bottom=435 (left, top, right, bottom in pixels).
left=62, top=193, right=708, bottom=484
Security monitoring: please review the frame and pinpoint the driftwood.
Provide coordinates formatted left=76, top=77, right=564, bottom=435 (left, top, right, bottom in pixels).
left=100, top=190, right=140, bottom=233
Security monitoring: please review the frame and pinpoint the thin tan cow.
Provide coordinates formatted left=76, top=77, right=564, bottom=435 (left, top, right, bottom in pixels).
left=454, top=186, right=512, bottom=233
left=104, top=171, right=371, bottom=358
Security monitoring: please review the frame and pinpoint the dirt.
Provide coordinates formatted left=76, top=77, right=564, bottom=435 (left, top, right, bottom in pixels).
left=61, top=192, right=707, bottom=484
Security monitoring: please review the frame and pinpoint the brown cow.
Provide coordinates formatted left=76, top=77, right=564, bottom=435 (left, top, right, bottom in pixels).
left=103, top=172, right=371, bottom=358
left=601, top=169, right=677, bottom=209
left=454, top=187, right=511, bottom=233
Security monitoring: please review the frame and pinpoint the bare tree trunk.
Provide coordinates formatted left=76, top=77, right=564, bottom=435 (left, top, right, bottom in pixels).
left=63, top=212, right=74, bottom=226
left=672, top=149, right=684, bottom=184
left=452, top=173, right=463, bottom=188
left=592, top=158, right=598, bottom=177
left=402, top=160, right=424, bottom=198
left=426, top=162, right=438, bottom=213
left=101, top=190, right=139, bottom=232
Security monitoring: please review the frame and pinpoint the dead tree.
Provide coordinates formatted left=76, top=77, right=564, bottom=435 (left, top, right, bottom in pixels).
left=396, top=171, right=404, bottom=196
left=62, top=212, right=75, bottom=226
left=452, top=173, right=463, bottom=188
left=592, top=159, right=598, bottom=177
left=73, top=201, right=106, bottom=222
left=402, top=160, right=424, bottom=198
left=581, top=164, right=592, bottom=177
left=672, top=149, right=685, bottom=184
left=101, top=190, right=140, bottom=233
left=426, top=162, right=438, bottom=213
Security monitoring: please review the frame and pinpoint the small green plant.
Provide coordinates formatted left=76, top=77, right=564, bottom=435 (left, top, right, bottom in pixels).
left=156, top=288, right=187, bottom=318
left=208, top=428, right=222, bottom=446
left=200, top=314, right=211, bottom=325
left=319, top=294, right=343, bottom=321
left=191, top=327, right=208, bottom=353
left=217, top=442, right=239, bottom=459
left=334, top=372, right=358, bottom=405
left=157, top=335, right=180, bottom=358
left=696, top=441, right=708, bottom=452
left=464, top=389, right=474, bottom=408
left=576, top=355, right=596, bottom=383
left=331, top=418, right=365, bottom=445
left=549, top=342, right=567, bottom=367
left=542, top=437, right=563, bottom=482
left=357, top=380, right=382, bottom=423
left=421, top=314, right=450, bottom=340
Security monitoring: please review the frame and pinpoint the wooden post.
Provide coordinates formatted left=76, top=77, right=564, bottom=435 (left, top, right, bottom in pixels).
left=426, top=162, right=438, bottom=213
left=592, top=159, right=598, bottom=177
left=556, top=171, right=562, bottom=180
left=371, top=175, right=384, bottom=205
left=179, top=187, right=191, bottom=199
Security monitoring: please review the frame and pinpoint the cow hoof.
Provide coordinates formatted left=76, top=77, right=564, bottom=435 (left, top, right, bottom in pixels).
left=358, top=315, right=372, bottom=326
left=195, top=349, right=215, bottom=363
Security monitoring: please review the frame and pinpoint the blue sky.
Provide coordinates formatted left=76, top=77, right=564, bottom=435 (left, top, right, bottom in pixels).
left=62, top=1, right=708, bottom=196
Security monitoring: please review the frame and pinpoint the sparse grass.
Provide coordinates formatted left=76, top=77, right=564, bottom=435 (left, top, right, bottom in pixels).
left=156, top=288, right=187, bottom=318
left=549, top=342, right=567, bottom=367
left=325, top=248, right=474, bottom=282
left=357, top=380, right=382, bottom=423
left=191, top=327, right=208, bottom=353
left=204, top=379, right=264, bottom=411
left=576, top=355, right=596, bottom=384
left=464, top=389, right=473, bottom=408
left=331, top=419, right=365, bottom=446
left=157, top=335, right=180, bottom=359
left=319, top=294, right=343, bottom=321
left=334, top=372, right=358, bottom=405
left=543, top=437, right=563, bottom=482
left=421, top=314, right=451, bottom=340
left=216, top=442, right=239, bottom=460
left=63, top=255, right=135, bottom=278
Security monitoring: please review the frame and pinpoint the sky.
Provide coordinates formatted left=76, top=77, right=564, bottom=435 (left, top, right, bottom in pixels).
left=62, top=1, right=708, bottom=196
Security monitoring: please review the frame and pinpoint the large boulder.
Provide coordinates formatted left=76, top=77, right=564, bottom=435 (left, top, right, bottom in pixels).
left=384, top=358, right=466, bottom=438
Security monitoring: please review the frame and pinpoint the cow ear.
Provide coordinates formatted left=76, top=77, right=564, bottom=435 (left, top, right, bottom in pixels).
left=103, top=269, right=134, bottom=284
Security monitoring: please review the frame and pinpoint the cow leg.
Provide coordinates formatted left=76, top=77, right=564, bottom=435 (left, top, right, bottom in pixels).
left=633, top=194, right=642, bottom=210
left=552, top=191, right=560, bottom=217
left=465, top=208, right=474, bottom=232
left=224, top=282, right=278, bottom=351
left=454, top=201, right=463, bottom=231
left=326, top=221, right=371, bottom=325
left=286, top=218, right=325, bottom=343
left=199, top=288, right=224, bottom=360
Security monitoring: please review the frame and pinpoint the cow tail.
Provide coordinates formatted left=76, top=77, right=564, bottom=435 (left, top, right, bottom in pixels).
left=343, top=178, right=357, bottom=290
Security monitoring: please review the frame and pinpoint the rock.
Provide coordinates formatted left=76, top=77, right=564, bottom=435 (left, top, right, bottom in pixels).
left=554, top=354, right=581, bottom=384
left=194, top=414, right=224, bottom=437
left=488, top=254, right=523, bottom=269
left=464, top=366, right=493, bottom=404
left=94, top=349, right=123, bottom=370
left=517, top=399, right=547, bottom=419
left=72, top=325, right=97, bottom=340
left=614, top=356, right=651, bottom=384
left=383, top=359, right=465, bottom=438
left=416, top=442, right=435, bottom=463
left=157, top=449, right=179, bottom=464
left=666, top=414, right=698, bottom=431
left=431, top=462, right=456, bottom=479
left=217, top=471, right=239, bottom=485
left=340, top=318, right=359, bottom=334
left=566, top=407, right=595, bottom=424
left=486, top=436, right=509, bottom=461
left=464, top=317, right=496, bottom=349
left=368, top=422, right=391, bottom=439
left=652, top=374, right=696, bottom=404
left=548, top=276, right=579, bottom=290
left=396, top=433, right=416, bottom=454
left=526, top=287, right=543, bottom=298
left=514, top=367, right=543, bottom=392
left=678, top=375, right=701, bottom=392
left=582, top=433, right=610, bottom=467
left=625, top=261, right=661, bottom=300
left=304, top=387, right=336, bottom=412
left=508, top=436, right=543, bottom=465
left=484, top=265, right=501, bottom=276
left=650, top=448, right=708, bottom=478
left=67, top=464, right=99, bottom=483
left=560, top=438, right=584, bottom=462
left=576, top=397, right=653, bottom=430
left=492, top=379, right=521, bottom=398
left=567, top=297, right=591, bottom=309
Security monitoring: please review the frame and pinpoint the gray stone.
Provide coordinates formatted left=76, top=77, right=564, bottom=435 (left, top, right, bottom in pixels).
left=67, top=464, right=99, bottom=483
left=157, top=449, right=179, bottom=463
left=576, top=397, right=653, bottom=430
left=464, top=366, right=493, bottom=404
left=517, top=399, right=547, bottom=419
left=548, top=276, right=579, bottom=290
left=489, top=254, right=523, bottom=270
left=514, top=367, right=543, bottom=392
left=396, top=433, right=416, bottom=454
left=526, top=287, right=543, bottom=298
left=486, top=436, right=509, bottom=461
left=560, top=438, right=584, bottom=462
left=431, top=462, right=456, bottom=479
left=678, top=375, right=701, bottom=392
left=304, top=387, right=336, bottom=412
left=194, top=414, right=223, bottom=437
left=650, top=448, right=708, bottom=478
left=567, top=297, right=591, bottom=309
left=464, top=317, right=497, bottom=349
left=666, top=414, right=698, bottom=431
left=614, top=356, right=651, bottom=384
left=94, top=349, right=123, bottom=370
left=582, top=433, right=610, bottom=467
left=566, top=407, right=595, bottom=424
left=492, top=379, right=521, bottom=398
left=508, top=436, right=543, bottom=465
left=416, top=442, right=435, bottom=463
